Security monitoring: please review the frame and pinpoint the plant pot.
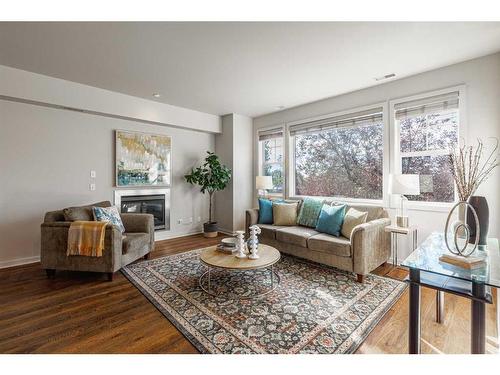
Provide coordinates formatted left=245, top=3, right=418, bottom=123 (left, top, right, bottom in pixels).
left=203, top=222, right=218, bottom=238
left=467, top=196, right=489, bottom=246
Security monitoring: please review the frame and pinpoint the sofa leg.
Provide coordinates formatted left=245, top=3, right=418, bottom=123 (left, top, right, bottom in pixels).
left=144, top=252, right=151, bottom=260
left=45, top=269, right=56, bottom=278
left=107, top=272, right=114, bottom=282
left=357, top=274, right=365, bottom=283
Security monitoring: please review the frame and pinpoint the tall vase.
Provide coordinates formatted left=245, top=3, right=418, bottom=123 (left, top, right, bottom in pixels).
left=467, top=196, right=489, bottom=246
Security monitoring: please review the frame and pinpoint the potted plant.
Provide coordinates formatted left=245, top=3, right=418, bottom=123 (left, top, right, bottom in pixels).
left=185, top=151, right=232, bottom=237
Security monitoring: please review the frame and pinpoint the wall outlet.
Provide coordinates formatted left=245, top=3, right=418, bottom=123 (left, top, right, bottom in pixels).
left=89, top=183, right=96, bottom=191
left=197, top=216, right=201, bottom=223
left=90, top=170, right=96, bottom=178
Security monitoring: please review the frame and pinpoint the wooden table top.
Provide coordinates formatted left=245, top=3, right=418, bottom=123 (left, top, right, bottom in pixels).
left=199, top=244, right=281, bottom=270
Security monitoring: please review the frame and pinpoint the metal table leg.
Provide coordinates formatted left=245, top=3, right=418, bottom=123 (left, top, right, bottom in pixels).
left=471, top=282, right=486, bottom=354
left=409, top=268, right=421, bottom=354
left=436, top=291, right=444, bottom=324
left=208, top=267, right=211, bottom=293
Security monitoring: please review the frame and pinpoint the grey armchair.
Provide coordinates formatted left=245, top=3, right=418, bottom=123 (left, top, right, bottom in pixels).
left=41, top=201, right=155, bottom=281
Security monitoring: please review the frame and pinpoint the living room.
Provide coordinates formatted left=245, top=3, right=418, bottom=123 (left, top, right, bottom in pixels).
left=1, top=1, right=500, bottom=373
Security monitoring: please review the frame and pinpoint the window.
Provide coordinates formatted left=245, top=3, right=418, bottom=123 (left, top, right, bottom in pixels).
left=258, top=127, right=284, bottom=194
left=394, top=91, right=459, bottom=203
left=290, top=107, right=384, bottom=200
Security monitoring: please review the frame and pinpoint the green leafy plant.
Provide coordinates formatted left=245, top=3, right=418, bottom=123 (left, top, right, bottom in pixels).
left=184, top=151, right=232, bottom=223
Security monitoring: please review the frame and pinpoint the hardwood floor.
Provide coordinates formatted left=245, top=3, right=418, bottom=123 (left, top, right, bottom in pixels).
left=0, top=233, right=497, bottom=354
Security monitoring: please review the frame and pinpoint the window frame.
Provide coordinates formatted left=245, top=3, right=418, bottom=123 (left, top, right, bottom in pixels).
left=287, top=102, right=389, bottom=205
left=256, top=124, right=286, bottom=198
left=389, top=85, right=467, bottom=212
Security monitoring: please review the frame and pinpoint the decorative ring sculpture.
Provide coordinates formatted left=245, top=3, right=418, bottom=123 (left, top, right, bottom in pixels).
left=444, top=201, right=480, bottom=257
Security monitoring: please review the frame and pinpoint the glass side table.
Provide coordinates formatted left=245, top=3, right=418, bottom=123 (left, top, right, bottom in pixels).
left=401, top=232, right=500, bottom=354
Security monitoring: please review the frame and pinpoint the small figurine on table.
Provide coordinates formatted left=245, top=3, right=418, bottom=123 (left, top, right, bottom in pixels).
left=248, top=225, right=261, bottom=259
left=234, top=230, right=247, bottom=259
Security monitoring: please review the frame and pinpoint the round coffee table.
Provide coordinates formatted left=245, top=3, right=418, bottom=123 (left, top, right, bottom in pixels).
left=199, top=244, right=281, bottom=299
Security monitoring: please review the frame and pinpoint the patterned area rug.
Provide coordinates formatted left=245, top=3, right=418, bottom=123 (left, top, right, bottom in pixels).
left=122, top=248, right=406, bottom=354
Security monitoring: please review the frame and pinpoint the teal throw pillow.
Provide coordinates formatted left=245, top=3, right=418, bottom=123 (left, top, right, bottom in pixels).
left=315, top=204, right=346, bottom=237
left=92, top=206, right=125, bottom=233
left=258, top=198, right=274, bottom=224
left=297, top=197, right=324, bottom=228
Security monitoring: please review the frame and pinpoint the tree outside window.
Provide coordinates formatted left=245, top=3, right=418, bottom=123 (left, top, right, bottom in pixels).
left=398, top=110, right=458, bottom=203
left=294, top=122, right=383, bottom=199
left=261, top=137, right=284, bottom=194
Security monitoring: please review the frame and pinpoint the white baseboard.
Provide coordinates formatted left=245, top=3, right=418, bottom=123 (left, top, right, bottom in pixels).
left=0, top=256, right=40, bottom=269
left=154, top=230, right=203, bottom=241
left=218, top=228, right=235, bottom=236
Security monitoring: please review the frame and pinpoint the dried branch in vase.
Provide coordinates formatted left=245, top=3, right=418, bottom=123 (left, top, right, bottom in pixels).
left=448, top=138, right=499, bottom=201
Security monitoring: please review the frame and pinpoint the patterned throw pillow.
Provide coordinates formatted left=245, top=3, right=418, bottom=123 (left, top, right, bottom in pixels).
left=272, top=202, right=298, bottom=226
left=341, top=208, right=368, bottom=239
left=92, top=206, right=125, bottom=233
left=315, top=204, right=346, bottom=237
left=297, top=197, right=324, bottom=228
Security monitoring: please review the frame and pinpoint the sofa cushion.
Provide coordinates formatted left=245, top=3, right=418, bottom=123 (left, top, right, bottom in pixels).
left=257, top=224, right=286, bottom=240
left=315, top=204, right=346, bottom=237
left=258, top=198, right=274, bottom=224
left=273, top=202, right=299, bottom=226
left=308, top=233, right=352, bottom=257
left=341, top=207, right=368, bottom=239
left=276, top=226, right=319, bottom=248
left=63, top=201, right=111, bottom=222
left=122, top=232, right=150, bottom=254
left=297, top=197, right=324, bottom=228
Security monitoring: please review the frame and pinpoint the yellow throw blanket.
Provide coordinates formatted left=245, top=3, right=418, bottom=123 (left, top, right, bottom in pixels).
left=67, top=221, right=108, bottom=257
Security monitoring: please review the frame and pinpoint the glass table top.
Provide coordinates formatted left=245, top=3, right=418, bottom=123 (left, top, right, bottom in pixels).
left=402, top=232, right=500, bottom=287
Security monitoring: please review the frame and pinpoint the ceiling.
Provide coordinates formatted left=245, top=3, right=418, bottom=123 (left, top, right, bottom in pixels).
left=1, top=22, right=500, bottom=117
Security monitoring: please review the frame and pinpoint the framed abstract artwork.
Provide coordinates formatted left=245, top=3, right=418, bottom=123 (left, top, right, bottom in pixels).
left=115, top=130, right=172, bottom=187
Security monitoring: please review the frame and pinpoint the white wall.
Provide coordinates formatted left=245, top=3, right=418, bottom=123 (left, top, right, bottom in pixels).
left=254, top=52, right=500, bottom=262
left=0, top=65, right=221, bottom=134
left=214, top=115, right=235, bottom=232
left=0, top=66, right=221, bottom=268
left=215, top=113, right=254, bottom=233
left=0, top=100, right=214, bottom=268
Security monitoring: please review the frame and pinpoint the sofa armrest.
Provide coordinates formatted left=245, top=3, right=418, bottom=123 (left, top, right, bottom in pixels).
left=245, top=208, right=259, bottom=235
left=40, top=222, right=123, bottom=272
left=351, top=218, right=391, bottom=275
left=121, top=213, right=154, bottom=233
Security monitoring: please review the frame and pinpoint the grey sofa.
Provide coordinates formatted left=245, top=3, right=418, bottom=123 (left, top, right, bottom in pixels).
left=246, top=200, right=391, bottom=282
left=41, top=201, right=155, bottom=281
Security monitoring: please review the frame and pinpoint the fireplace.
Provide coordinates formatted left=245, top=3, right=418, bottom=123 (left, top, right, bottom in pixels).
left=114, top=189, right=170, bottom=231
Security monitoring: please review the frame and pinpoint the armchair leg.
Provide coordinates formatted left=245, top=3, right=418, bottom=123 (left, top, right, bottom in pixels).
left=357, top=274, right=365, bottom=283
left=45, top=269, right=56, bottom=278
left=107, top=272, right=114, bottom=282
left=144, top=252, right=151, bottom=260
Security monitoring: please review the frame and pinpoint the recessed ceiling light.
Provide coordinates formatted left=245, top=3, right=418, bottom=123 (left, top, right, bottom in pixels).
left=152, top=93, right=161, bottom=98
left=276, top=105, right=285, bottom=110
left=374, top=73, right=396, bottom=82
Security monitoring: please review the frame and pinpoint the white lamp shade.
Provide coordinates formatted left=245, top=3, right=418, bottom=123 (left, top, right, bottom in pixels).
left=389, top=174, right=420, bottom=195
left=256, top=176, right=273, bottom=190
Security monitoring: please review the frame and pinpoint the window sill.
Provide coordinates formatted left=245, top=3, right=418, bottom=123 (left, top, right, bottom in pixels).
left=289, top=195, right=383, bottom=206
left=388, top=202, right=454, bottom=213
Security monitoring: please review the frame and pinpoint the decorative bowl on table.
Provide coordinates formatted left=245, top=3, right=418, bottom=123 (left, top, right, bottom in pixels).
left=217, top=237, right=238, bottom=254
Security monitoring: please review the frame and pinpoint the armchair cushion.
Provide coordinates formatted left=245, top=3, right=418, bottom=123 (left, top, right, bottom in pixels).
left=93, top=206, right=125, bottom=233
left=62, top=201, right=111, bottom=221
